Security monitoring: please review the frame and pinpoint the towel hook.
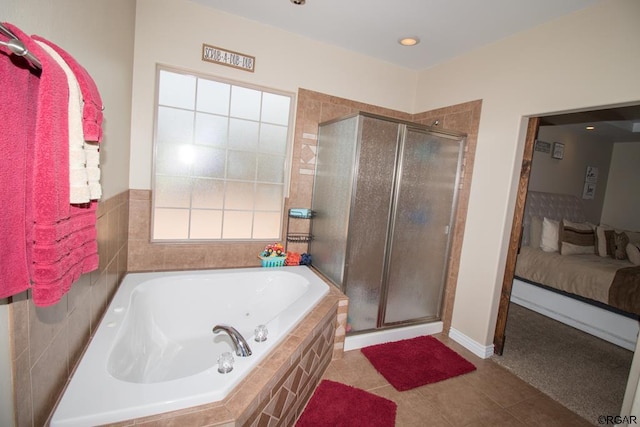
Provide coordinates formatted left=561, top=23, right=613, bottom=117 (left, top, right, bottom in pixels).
left=0, top=23, right=42, bottom=69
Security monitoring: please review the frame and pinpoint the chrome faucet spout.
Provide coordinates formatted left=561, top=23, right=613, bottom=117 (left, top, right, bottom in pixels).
left=212, top=324, right=253, bottom=357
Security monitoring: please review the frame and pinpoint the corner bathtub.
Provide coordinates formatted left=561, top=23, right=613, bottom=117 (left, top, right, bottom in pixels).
left=51, top=266, right=329, bottom=427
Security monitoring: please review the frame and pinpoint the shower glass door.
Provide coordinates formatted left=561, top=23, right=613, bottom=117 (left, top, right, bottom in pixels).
left=382, top=127, right=464, bottom=325
left=310, top=116, right=359, bottom=287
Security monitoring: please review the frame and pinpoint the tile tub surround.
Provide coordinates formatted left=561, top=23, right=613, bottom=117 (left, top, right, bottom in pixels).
left=7, top=190, right=130, bottom=427
left=91, top=282, right=346, bottom=426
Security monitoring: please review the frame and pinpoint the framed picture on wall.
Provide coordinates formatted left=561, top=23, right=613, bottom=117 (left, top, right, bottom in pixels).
left=552, top=142, right=565, bottom=159
left=585, top=166, right=599, bottom=183
left=583, top=182, right=596, bottom=199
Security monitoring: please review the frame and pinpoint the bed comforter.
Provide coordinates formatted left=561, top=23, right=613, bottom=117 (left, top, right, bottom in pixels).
left=515, top=246, right=640, bottom=315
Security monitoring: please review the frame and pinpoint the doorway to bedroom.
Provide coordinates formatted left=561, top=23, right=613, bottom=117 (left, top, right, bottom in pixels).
left=494, top=103, right=640, bottom=424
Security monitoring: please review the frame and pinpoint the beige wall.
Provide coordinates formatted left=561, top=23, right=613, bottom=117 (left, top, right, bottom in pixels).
left=129, top=0, right=418, bottom=190
left=529, top=126, right=614, bottom=224
left=3, top=1, right=135, bottom=425
left=413, top=0, right=640, bottom=346
left=4, top=0, right=135, bottom=200
left=601, top=142, right=640, bottom=230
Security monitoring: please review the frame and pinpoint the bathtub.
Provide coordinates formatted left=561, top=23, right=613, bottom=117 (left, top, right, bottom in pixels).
left=51, top=266, right=329, bottom=427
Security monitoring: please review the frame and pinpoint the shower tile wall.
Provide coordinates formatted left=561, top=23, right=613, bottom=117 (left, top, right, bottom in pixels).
left=8, top=190, right=130, bottom=427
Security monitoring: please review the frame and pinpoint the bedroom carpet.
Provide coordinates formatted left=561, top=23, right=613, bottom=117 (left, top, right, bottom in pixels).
left=492, top=303, right=634, bottom=425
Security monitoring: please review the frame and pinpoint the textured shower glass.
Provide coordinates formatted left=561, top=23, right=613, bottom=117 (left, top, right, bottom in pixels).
left=310, top=116, right=359, bottom=287
left=384, top=129, right=462, bottom=324
left=342, top=116, right=400, bottom=332
left=312, top=113, right=465, bottom=334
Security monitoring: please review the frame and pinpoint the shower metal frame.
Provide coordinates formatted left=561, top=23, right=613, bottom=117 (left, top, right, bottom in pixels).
left=311, top=112, right=467, bottom=334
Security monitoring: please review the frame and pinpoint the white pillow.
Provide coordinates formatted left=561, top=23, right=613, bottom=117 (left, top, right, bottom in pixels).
left=596, top=225, right=612, bottom=257
left=529, top=216, right=543, bottom=248
left=540, top=217, right=560, bottom=252
left=627, top=243, right=640, bottom=266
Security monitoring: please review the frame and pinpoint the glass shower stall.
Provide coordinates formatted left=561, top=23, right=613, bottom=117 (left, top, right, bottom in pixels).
left=310, top=112, right=466, bottom=334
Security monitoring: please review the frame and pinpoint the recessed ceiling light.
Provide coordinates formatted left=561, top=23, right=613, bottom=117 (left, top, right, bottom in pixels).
left=586, top=126, right=595, bottom=130
left=398, top=37, right=420, bottom=47
left=290, top=0, right=305, bottom=4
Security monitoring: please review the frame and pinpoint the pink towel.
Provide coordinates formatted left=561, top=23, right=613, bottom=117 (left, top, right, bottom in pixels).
left=32, top=35, right=104, bottom=143
left=3, top=23, right=99, bottom=306
left=0, top=30, right=38, bottom=299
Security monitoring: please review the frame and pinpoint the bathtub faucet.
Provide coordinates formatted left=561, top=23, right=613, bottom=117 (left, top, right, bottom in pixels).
left=212, top=325, right=253, bottom=357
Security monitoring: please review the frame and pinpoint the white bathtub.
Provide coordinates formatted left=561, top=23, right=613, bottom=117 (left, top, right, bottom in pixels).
left=51, top=266, right=329, bottom=427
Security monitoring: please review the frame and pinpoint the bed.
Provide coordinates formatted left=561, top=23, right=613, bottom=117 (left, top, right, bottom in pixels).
left=511, top=191, right=640, bottom=351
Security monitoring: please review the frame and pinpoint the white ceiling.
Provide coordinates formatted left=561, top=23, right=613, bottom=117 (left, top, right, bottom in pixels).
left=190, top=0, right=601, bottom=71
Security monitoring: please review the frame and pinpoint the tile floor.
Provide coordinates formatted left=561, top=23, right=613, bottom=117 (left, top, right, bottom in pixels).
left=319, top=334, right=592, bottom=426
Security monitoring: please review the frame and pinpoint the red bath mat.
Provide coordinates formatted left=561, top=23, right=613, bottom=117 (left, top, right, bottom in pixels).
left=296, top=380, right=396, bottom=427
left=361, top=335, right=476, bottom=391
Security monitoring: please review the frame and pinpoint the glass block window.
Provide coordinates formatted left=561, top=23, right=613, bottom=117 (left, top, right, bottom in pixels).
left=152, top=68, right=293, bottom=241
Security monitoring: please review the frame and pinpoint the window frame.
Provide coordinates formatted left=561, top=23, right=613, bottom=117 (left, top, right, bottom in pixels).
left=150, top=64, right=295, bottom=243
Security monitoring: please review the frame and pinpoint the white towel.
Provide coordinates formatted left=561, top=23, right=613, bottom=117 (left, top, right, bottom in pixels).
left=36, top=41, right=92, bottom=204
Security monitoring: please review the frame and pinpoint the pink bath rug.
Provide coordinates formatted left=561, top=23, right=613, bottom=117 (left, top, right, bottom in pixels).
left=361, top=335, right=476, bottom=391
left=296, top=380, right=396, bottom=427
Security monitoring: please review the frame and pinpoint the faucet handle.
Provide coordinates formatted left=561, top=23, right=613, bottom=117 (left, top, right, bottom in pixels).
left=212, top=324, right=253, bottom=357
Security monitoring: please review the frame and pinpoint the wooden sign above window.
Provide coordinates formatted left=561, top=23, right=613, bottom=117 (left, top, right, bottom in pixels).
left=202, top=44, right=255, bottom=72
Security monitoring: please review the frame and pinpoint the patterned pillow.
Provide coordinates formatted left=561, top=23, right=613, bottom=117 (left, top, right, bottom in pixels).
left=613, top=232, right=630, bottom=260
left=559, top=219, right=595, bottom=255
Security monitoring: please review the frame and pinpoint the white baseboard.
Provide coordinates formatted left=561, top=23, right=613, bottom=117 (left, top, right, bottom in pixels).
left=511, top=279, right=638, bottom=351
left=344, top=322, right=443, bottom=351
left=448, top=327, right=494, bottom=359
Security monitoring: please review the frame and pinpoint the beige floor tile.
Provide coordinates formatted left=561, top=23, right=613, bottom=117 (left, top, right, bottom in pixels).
left=505, top=394, right=592, bottom=426
left=324, top=350, right=388, bottom=390
left=417, top=375, right=505, bottom=425
left=370, top=385, right=454, bottom=427
left=461, top=408, right=527, bottom=427
left=464, top=362, right=541, bottom=408
left=319, top=342, right=590, bottom=427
